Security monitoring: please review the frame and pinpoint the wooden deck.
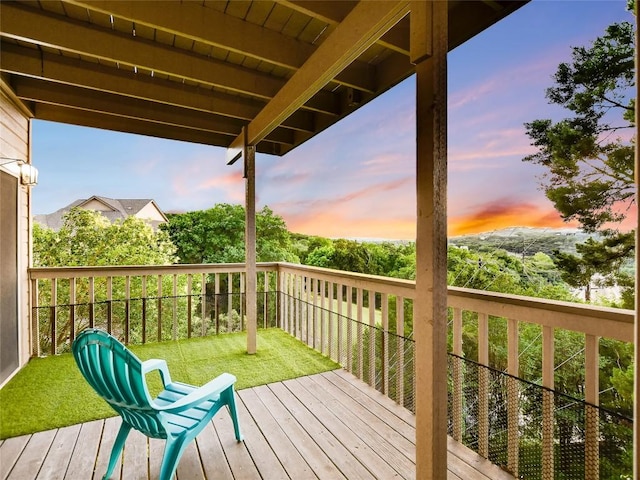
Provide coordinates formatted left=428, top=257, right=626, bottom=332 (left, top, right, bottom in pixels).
left=1, top=369, right=514, bottom=480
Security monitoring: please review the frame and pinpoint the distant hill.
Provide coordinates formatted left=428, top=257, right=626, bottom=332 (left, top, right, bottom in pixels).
left=449, top=227, right=597, bottom=257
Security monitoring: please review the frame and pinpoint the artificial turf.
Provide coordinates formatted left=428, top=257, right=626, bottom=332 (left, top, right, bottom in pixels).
left=0, top=329, right=339, bottom=439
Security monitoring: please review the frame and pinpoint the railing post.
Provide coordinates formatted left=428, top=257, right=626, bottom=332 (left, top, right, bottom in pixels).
left=507, top=317, right=519, bottom=476
left=477, top=312, right=489, bottom=458
left=585, top=334, right=599, bottom=480
left=542, top=325, right=555, bottom=480
left=452, top=307, right=463, bottom=442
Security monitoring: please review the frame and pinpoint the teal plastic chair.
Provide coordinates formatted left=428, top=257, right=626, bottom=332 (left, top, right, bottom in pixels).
left=72, top=328, right=242, bottom=480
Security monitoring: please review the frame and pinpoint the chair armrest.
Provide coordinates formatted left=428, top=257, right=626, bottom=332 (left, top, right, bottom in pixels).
left=155, top=373, right=237, bottom=413
left=141, top=358, right=172, bottom=386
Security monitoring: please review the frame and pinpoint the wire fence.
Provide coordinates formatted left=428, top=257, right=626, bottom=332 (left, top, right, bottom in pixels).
left=448, top=354, right=633, bottom=479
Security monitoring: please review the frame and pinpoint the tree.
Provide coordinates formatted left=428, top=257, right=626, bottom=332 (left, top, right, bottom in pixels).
left=33, top=208, right=182, bottom=352
left=34, top=208, right=177, bottom=267
left=523, top=17, right=636, bottom=303
left=163, top=204, right=299, bottom=264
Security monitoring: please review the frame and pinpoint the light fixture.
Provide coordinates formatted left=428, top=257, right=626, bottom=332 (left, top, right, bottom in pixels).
left=0, top=157, right=39, bottom=186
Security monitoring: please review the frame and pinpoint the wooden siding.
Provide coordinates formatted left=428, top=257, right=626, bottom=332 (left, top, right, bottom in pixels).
left=0, top=370, right=515, bottom=480
left=0, top=81, right=32, bottom=385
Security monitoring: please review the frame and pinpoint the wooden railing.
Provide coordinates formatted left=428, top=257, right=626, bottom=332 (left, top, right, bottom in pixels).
left=29, top=262, right=634, bottom=478
left=29, top=263, right=280, bottom=356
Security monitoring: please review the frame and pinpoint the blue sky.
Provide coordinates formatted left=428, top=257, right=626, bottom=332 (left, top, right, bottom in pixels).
left=32, top=0, right=634, bottom=240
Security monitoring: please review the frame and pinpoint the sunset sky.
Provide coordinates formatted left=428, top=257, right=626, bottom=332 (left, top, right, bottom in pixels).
left=32, top=0, right=635, bottom=240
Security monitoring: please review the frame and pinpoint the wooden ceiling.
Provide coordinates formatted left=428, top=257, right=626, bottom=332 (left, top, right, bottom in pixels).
left=0, top=1, right=526, bottom=156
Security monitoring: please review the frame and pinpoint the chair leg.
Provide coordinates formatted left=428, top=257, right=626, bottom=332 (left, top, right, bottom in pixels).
left=224, top=386, right=243, bottom=441
left=159, top=435, right=189, bottom=480
left=103, top=422, right=131, bottom=480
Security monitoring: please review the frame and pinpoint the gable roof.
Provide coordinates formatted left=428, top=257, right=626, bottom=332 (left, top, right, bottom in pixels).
left=34, top=196, right=168, bottom=230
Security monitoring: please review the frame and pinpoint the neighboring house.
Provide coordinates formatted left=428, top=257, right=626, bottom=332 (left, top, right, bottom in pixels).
left=34, top=195, right=168, bottom=230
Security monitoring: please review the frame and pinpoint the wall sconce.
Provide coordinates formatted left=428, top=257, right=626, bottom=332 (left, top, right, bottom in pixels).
left=0, top=157, right=39, bottom=186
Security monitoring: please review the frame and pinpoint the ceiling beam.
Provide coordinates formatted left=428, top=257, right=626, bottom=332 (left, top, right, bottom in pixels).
left=62, top=0, right=377, bottom=93
left=280, top=0, right=410, bottom=55
left=12, top=77, right=295, bottom=145
left=229, top=0, right=409, bottom=154
left=35, top=103, right=284, bottom=155
left=0, top=43, right=316, bottom=133
left=0, top=2, right=340, bottom=115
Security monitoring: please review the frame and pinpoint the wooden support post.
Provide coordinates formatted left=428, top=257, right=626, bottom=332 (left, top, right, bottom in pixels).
left=412, top=1, right=448, bottom=478
left=244, top=132, right=257, bottom=354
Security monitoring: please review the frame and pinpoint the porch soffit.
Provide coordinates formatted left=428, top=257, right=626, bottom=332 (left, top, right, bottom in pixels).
left=0, top=0, right=527, bottom=157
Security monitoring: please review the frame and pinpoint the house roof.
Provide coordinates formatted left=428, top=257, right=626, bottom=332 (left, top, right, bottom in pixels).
left=0, top=1, right=527, bottom=157
left=34, top=195, right=167, bottom=230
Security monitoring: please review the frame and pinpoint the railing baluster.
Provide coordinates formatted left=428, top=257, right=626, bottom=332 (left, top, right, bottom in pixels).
left=328, top=282, right=334, bottom=361
left=337, top=284, right=344, bottom=366
left=452, top=307, right=463, bottom=442
left=294, top=274, right=300, bottom=340
left=356, top=287, right=364, bottom=380
left=368, top=290, right=375, bottom=387
left=347, top=286, right=353, bottom=374
left=205, top=273, right=210, bottom=337
left=542, top=325, right=554, bottom=480
left=172, top=274, right=178, bottom=340
left=141, top=276, right=147, bottom=343
left=311, top=278, right=317, bottom=349
left=187, top=274, right=192, bottom=338
left=31, top=278, right=40, bottom=357
left=507, top=317, right=519, bottom=476
left=88, top=277, right=94, bottom=329
left=320, top=279, right=326, bottom=355
left=477, top=312, right=489, bottom=458
left=263, top=271, right=268, bottom=328
left=585, top=334, right=599, bottom=480
left=69, top=277, right=76, bottom=344
left=227, top=272, right=233, bottom=331
left=213, top=272, right=218, bottom=335
left=124, top=276, right=130, bottom=344
left=381, top=293, right=389, bottom=395
left=395, top=296, right=404, bottom=407
left=157, top=275, right=162, bottom=341
left=50, top=278, right=57, bottom=355
left=106, top=276, right=113, bottom=335
left=240, top=272, right=245, bottom=331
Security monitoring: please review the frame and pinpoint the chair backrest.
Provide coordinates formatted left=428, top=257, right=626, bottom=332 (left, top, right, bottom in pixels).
left=73, top=329, right=167, bottom=438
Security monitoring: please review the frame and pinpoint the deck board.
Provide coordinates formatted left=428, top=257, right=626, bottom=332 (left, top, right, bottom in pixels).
left=1, top=370, right=515, bottom=480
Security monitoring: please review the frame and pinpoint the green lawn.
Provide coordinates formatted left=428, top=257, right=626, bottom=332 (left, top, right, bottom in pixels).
left=0, top=329, right=339, bottom=439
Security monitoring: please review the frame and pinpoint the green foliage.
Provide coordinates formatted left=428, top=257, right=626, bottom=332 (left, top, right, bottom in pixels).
left=163, top=204, right=299, bottom=264
left=523, top=19, right=636, bottom=308
left=34, top=208, right=177, bottom=267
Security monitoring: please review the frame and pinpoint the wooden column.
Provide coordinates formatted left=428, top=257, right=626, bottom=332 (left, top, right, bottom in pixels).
left=412, top=1, right=448, bottom=478
left=244, top=134, right=257, bottom=354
